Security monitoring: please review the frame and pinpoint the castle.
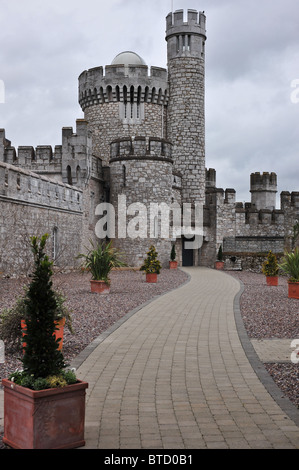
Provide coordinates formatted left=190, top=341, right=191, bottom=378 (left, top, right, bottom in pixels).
left=0, top=9, right=298, bottom=276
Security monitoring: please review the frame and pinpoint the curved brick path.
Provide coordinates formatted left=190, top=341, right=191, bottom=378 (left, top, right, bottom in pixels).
left=74, top=267, right=299, bottom=449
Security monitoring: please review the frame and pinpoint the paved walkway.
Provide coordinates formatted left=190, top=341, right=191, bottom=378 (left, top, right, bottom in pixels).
left=72, top=267, right=299, bottom=449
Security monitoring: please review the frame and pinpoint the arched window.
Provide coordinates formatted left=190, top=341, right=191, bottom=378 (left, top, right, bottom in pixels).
left=153, top=216, right=158, bottom=238
left=76, top=165, right=81, bottom=186
left=151, top=87, right=156, bottom=104
left=116, top=85, right=120, bottom=102
left=144, top=86, right=149, bottom=103
left=157, top=89, right=162, bottom=105
left=123, top=86, right=128, bottom=118
left=137, top=86, right=142, bottom=118
left=52, top=227, right=58, bottom=261
left=107, top=86, right=113, bottom=102
left=123, top=165, right=126, bottom=187
left=100, top=87, right=105, bottom=103
left=130, top=86, right=134, bottom=118
left=67, top=165, right=72, bottom=185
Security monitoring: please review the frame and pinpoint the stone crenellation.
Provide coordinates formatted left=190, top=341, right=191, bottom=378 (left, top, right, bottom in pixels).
left=110, top=136, right=172, bottom=162
left=79, top=65, right=168, bottom=111
left=1, top=8, right=299, bottom=275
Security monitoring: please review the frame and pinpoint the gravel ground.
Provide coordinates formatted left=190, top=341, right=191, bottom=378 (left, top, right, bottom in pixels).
left=228, top=271, right=299, bottom=410
left=0, top=268, right=298, bottom=448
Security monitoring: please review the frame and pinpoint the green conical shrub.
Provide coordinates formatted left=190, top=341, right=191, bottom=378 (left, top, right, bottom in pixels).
left=22, top=234, right=65, bottom=378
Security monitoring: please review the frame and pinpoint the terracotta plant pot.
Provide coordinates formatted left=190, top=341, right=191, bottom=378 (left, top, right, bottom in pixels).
left=146, top=273, right=158, bottom=283
left=2, top=378, right=88, bottom=449
left=21, top=318, right=65, bottom=352
left=169, top=261, right=178, bottom=269
left=90, top=279, right=110, bottom=294
left=215, top=261, right=224, bottom=270
left=266, top=276, right=278, bottom=286
left=288, top=281, right=299, bottom=299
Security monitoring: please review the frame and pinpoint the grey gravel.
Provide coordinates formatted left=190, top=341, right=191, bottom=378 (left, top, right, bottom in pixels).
left=228, top=271, right=299, bottom=409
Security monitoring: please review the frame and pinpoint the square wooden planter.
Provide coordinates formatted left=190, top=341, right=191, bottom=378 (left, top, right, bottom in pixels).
left=2, top=378, right=88, bottom=449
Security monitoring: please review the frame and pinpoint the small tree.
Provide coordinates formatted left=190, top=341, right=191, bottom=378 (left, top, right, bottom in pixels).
left=217, top=245, right=223, bottom=261
left=170, top=244, right=176, bottom=262
left=140, top=245, right=162, bottom=274
left=22, top=234, right=65, bottom=378
left=262, top=251, right=279, bottom=277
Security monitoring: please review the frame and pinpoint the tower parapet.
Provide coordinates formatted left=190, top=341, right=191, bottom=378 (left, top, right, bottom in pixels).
left=166, top=9, right=207, bottom=61
left=110, top=137, right=172, bottom=163
left=79, top=64, right=168, bottom=112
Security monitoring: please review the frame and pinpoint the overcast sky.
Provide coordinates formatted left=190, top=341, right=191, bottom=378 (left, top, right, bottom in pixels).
left=1, top=0, right=298, bottom=204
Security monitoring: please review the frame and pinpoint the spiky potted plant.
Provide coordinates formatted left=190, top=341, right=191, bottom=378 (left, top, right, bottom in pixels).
left=2, top=234, right=88, bottom=449
left=279, top=248, right=299, bottom=299
left=77, top=239, right=126, bottom=294
left=140, top=245, right=162, bottom=283
left=262, top=251, right=279, bottom=286
left=169, top=244, right=178, bottom=269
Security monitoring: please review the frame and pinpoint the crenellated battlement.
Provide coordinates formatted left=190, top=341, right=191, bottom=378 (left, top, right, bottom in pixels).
left=0, top=128, right=63, bottom=169
left=250, top=172, right=277, bottom=191
left=79, top=65, right=168, bottom=111
left=166, top=9, right=206, bottom=35
left=110, top=137, right=172, bottom=162
left=0, top=161, right=83, bottom=212
left=166, top=9, right=206, bottom=61
left=0, top=120, right=97, bottom=187
left=250, top=172, right=277, bottom=211
left=281, top=191, right=299, bottom=209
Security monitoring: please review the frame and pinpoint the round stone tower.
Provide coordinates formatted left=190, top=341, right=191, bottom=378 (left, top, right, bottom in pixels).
left=78, top=52, right=168, bottom=166
left=109, top=136, right=174, bottom=267
left=166, top=9, right=207, bottom=205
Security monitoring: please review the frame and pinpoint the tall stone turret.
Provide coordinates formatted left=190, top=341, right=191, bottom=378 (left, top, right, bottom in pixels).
left=166, top=9, right=207, bottom=205
left=250, top=172, right=277, bottom=210
left=78, top=52, right=168, bottom=166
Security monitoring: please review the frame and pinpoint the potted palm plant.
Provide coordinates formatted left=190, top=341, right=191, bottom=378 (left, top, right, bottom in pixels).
left=77, top=240, right=126, bottom=294
left=140, top=245, right=162, bottom=283
left=215, top=245, right=224, bottom=270
left=2, top=234, right=88, bottom=449
left=169, top=244, right=178, bottom=269
left=262, top=251, right=279, bottom=286
left=279, top=248, right=299, bottom=299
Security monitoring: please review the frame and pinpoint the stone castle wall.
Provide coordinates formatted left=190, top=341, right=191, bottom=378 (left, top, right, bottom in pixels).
left=0, top=162, right=84, bottom=275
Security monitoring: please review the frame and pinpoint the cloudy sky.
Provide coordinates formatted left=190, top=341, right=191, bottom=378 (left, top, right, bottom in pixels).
left=1, top=0, right=298, bottom=204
